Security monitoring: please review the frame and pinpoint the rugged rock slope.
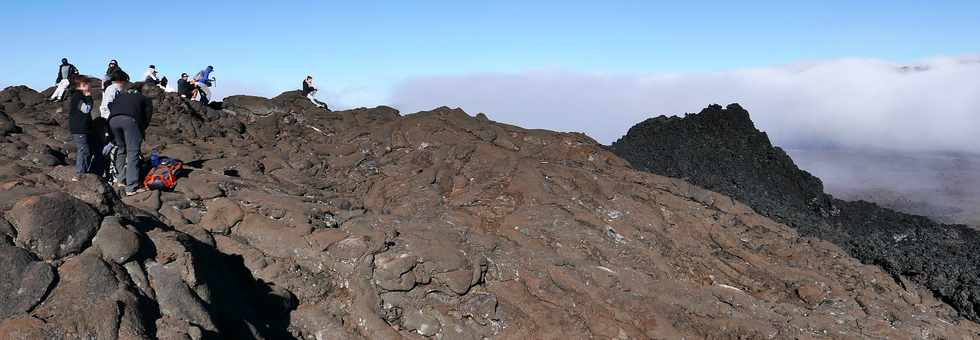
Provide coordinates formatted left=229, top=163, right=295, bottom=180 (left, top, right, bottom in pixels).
left=610, top=103, right=980, bottom=325
left=1, top=85, right=978, bottom=339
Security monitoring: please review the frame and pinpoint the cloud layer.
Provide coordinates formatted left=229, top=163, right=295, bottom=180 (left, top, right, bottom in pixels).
left=390, top=56, right=980, bottom=153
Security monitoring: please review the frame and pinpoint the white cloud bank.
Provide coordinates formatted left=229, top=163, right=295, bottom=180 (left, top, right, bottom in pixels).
left=390, top=56, right=980, bottom=154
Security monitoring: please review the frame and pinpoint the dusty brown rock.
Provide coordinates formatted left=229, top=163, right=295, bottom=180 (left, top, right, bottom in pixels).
left=93, top=216, right=142, bottom=263
left=199, top=197, right=243, bottom=233
left=7, top=191, right=101, bottom=260
left=146, top=261, right=218, bottom=333
left=0, top=315, right=57, bottom=340
left=0, top=246, right=56, bottom=319
left=33, top=253, right=152, bottom=340
left=1, top=84, right=978, bottom=339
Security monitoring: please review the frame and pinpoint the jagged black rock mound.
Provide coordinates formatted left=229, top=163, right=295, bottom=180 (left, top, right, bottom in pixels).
left=610, top=103, right=980, bottom=322
left=609, top=104, right=833, bottom=233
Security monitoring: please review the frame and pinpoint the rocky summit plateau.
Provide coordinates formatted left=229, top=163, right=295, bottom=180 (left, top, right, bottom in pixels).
left=0, top=81, right=978, bottom=339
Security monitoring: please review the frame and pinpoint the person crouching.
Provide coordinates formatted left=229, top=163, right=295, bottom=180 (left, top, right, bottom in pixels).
left=107, top=82, right=153, bottom=195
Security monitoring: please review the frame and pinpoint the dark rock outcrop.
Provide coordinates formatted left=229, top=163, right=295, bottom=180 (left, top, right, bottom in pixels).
left=7, top=191, right=101, bottom=260
left=0, top=246, right=56, bottom=319
left=611, top=103, right=980, bottom=323
left=0, top=111, right=18, bottom=136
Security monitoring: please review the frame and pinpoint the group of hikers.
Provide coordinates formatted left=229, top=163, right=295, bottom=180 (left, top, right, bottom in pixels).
left=51, top=57, right=328, bottom=196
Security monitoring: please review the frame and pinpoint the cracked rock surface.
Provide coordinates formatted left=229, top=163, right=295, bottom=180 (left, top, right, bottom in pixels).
left=0, top=82, right=977, bottom=338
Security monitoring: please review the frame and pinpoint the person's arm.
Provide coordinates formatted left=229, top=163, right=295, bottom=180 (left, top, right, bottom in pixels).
left=70, top=65, right=79, bottom=76
left=68, top=91, right=81, bottom=117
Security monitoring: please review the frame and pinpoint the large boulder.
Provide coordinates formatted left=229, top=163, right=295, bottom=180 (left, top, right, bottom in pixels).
left=199, top=197, right=243, bottom=233
left=0, top=111, right=18, bottom=135
left=146, top=261, right=219, bottom=334
left=0, top=245, right=56, bottom=319
left=223, top=95, right=284, bottom=117
left=271, top=90, right=330, bottom=112
left=7, top=191, right=101, bottom=260
left=92, top=216, right=142, bottom=264
left=33, top=253, right=152, bottom=340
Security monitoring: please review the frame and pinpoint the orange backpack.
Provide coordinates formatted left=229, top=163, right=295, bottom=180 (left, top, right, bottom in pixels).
left=144, top=159, right=183, bottom=190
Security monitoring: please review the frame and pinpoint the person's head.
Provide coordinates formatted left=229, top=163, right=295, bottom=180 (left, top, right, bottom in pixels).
left=149, top=65, right=156, bottom=69
left=306, top=75, right=313, bottom=81
left=109, top=59, right=118, bottom=68
left=206, top=65, right=213, bottom=71
left=61, top=58, right=68, bottom=65
left=180, top=73, right=188, bottom=80
left=73, top=78, right=91, bottom=94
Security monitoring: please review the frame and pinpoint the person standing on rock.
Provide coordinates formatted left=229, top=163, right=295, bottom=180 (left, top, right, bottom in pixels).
left=68, top=78, right=99, bottom=181
left=192, top=65, right=214, bottom=104
left=302, top=76, right=327, bottom=108
left=49, top=58, right=79, bottom=102
left=107, top=83, right=153, bottom=195
left=100, top=70, right=128, bottom=119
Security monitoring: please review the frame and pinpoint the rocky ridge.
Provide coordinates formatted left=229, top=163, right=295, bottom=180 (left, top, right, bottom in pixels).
left=0, top=84, right=977, bottom=339
left=610, top=103, right=980, bottom=326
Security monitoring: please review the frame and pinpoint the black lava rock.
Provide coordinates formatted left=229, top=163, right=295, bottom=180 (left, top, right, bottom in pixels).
left=610, top=103, right=980, bottom=322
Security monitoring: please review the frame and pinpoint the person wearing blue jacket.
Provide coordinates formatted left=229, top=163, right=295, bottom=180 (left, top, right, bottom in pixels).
left=192, top=65, right=214, bottom=104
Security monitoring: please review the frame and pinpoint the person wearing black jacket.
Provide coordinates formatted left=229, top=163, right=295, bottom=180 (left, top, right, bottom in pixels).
left=49, top=58, right=79, bottom=101
left=177, top=73, right=193, bottom=98
left=302, top=76, right=326, bottom=108
left=68, top=79, right=97, bottom=180
left=103, top=59, right=128, bottom=88
left=107, top=84, right=153, bottom=195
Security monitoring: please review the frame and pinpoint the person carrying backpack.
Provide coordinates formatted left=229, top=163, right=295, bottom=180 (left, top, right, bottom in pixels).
left=49, top=58, right=79, bottom=102
left=302, top=75, right=327, bottom=108
left=68, top=78, right=99, bottom=181
left=192, top=65, right=214, bottom=104
left=107, top=83, right=153, bottom=195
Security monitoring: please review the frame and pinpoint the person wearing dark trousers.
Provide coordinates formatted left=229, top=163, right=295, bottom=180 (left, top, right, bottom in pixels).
left=177, top=73, right=193, bottom=98
left=107, top=84, right=153, bottom=195
left=192, top=65, right=214, bottom=104
left=68, top=78, right=98, bottom=181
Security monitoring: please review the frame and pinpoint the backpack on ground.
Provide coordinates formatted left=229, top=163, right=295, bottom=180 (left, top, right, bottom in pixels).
left=143, top=158, right=183, bottom=190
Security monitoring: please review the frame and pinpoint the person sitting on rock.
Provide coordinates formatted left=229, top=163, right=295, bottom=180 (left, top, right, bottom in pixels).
left=192, top=65, right=214, bottom=104
left=100, top=70, right=129, bottom=119
left=103, top=59, right=125, bottom=88
left=107, top=83, right=153, bottom=196
left=142, top=65, right=162, bottom=86
left=177, top=73, right=194, bottom=98
left=49, top=58, right=79, bottom=102
left=68, top=78, right=99, bottom=181
left=302, top=76, right=327, bottom=108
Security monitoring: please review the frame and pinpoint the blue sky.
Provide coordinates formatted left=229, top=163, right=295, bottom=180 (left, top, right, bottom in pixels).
left=1, top=0, right=977, bottom=108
